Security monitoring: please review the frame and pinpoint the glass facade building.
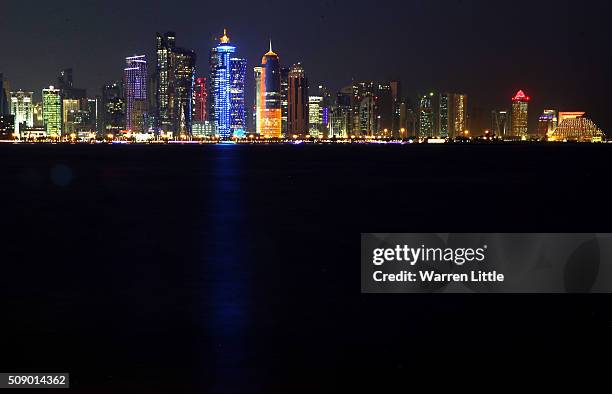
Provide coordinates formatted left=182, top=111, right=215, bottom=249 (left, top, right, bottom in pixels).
left=230, top=57, right=247, bottom=137
left=42, top=86, right=62, bottom=137
left=288, top=63, right=309, bottom=136
left=10, top=90, right=34, bottom=137
left=155, top=32, right=196, bottom=136
left=209, top=30, right=246, bottom=139
left=194, top=78, right=207, bottom=122
left=101, top=81, right=125, bottom=134
left=124, top=55, right=148, bottom=133
left=511, top=90, right=530, bottom=138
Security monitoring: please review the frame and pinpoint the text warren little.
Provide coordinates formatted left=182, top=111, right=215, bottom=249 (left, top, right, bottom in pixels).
left=373, top=270, right=505, bottom=283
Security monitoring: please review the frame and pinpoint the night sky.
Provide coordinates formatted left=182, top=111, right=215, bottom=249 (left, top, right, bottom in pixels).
left=2, top=0, right=611, bottom=131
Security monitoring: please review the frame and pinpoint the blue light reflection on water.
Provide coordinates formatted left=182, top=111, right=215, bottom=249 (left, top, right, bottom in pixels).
left=201, top=145, right=254, bottom=393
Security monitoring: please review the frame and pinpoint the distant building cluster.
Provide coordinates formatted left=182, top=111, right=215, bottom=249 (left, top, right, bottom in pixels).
left=0, top=30, right=605, bottom=143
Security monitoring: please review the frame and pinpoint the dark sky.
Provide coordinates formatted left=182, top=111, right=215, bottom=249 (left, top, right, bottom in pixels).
left=2, top=0, right=611, bottom=131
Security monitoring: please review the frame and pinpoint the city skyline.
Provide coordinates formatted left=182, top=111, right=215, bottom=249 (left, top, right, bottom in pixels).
left=2, top=0, right=611, bottom=133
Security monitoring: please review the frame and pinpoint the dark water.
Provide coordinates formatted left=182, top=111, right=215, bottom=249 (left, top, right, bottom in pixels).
left=1, top=144, right=611, bottom=392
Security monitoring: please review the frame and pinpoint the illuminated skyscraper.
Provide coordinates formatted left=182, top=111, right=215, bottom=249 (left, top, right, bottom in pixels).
left=33, top=103, right=44, bottom=128
left=309, top=95, right=323, bottom=137
left=491, top=110, right=510, bottom=138
left=359, top=96, right=376, bottom=136
left=280, top=67, right=289, bottom=136
left=288, top=63, right=308, bottom=136
left=62, top=99, right=80, bottom=135
left=437, top=93, right=468, bottom=138
left=375, top=82, right=393, bottom=136
left=10, top=90, right=33, bottom=136
left=537, top=109, right=557, bottom=138
left=230, top=56, right=247, bottom=137
left=511, top=90, right=529, bottom=138
left=101, top=81, right=125, bottom=134
left=253, top=67, right=262, bottom=134
left=194, top=77, right=207, bottom=122
left=209, top=29, right=246, bottom=139
left=42, top=86, right=62, bottom=137
left=418, top=93, right=435, bottom=138
left=352, top=82, right=375, bottom=135
left=330, top=90, right=351, bottom=138
left=155, top=32, right=196, bottom=136
left=124, top=55, right=148, bottom=132
left=256, top=42, right=282, bottom=138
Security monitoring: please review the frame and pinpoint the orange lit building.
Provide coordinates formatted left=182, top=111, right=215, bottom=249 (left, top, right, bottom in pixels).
left=256, top=42, right=282, bottom=138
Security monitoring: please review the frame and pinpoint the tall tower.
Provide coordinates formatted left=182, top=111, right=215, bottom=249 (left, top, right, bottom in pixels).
left=511, top=90, right=530, bottom=138
left=209, top=29, right=246, bottom=139
left=280, top=67, right=289, bottom=136
left=155, top=32, right=196, bottom=136
left=230, top=56, right=247, bottom=137
left=194, top=77, right=207, bottom=122
left=124, top=55, right=148, bottom=132
left=210, top=29, right=237, bottom=139
left=254, top=67, right=263, bottom=134
left=10, top=90, right=33, bottom=137
left=42, top=86, right=62, bottom=137
left=287, top=63, right=308, bottom=137
left=101, top=81, right=125, bottom=134
left=257, top=41, right=282, bottom=138
left=418, top=92, right=435, bottom=138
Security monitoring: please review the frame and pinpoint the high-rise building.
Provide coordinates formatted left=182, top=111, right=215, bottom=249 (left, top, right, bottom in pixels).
left=253, top=66, right=263, bottom=134
left=280, top=67, right=289, bottom=136
left=209, top=29, right=246, bottom=139
left=87, top=98, right=99, bottom=133
left=10, top=90, right=34, bottom=136
left=194, top=77, right=207, bottom=122
left=390, top=81, right=402, bottom=137
left=491, top=110, right=510, bottom=138
left=537, top=109, right=558, bottom=138
left=33, top=102, right=44, bottom=128
left=62, top=99, right=80, bottom=135
left=0, top=74, right=10, bottom=116
left=330, top=90, right=351, bottom=138
left=124, top=55, right=148, bottom=133
left=230, top=57, right=247, bottom=137
left=418, top=93, right=435, bottom=138
left=256, top=42, right=282, bottom=138
left=437, top=93, right=468, bottom=138
left=359, top=96, right=376, bottom=136
left=351, top=82, right=375, bottom=135
left=287, top=63, right=308, bottom=137
left=57, top=68, right=87, bottom=101
left=42, top=86, right=62, bottom=137
left=101, top=81, right=125, bottom=134
left=511, top=90, right=530, bottom=138
left=0, top=114, right=15, bottom=139
left=309, top=96, right=323, bottom=137
left=155, top=32, right=196, bottom=136
left=375, top=82, right=393, bottom=136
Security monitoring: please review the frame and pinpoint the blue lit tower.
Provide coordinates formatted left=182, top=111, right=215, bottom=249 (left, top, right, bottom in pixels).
left=124, top=55, right=148, bottom=132
left=209, top=29, right=246, bottom=139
